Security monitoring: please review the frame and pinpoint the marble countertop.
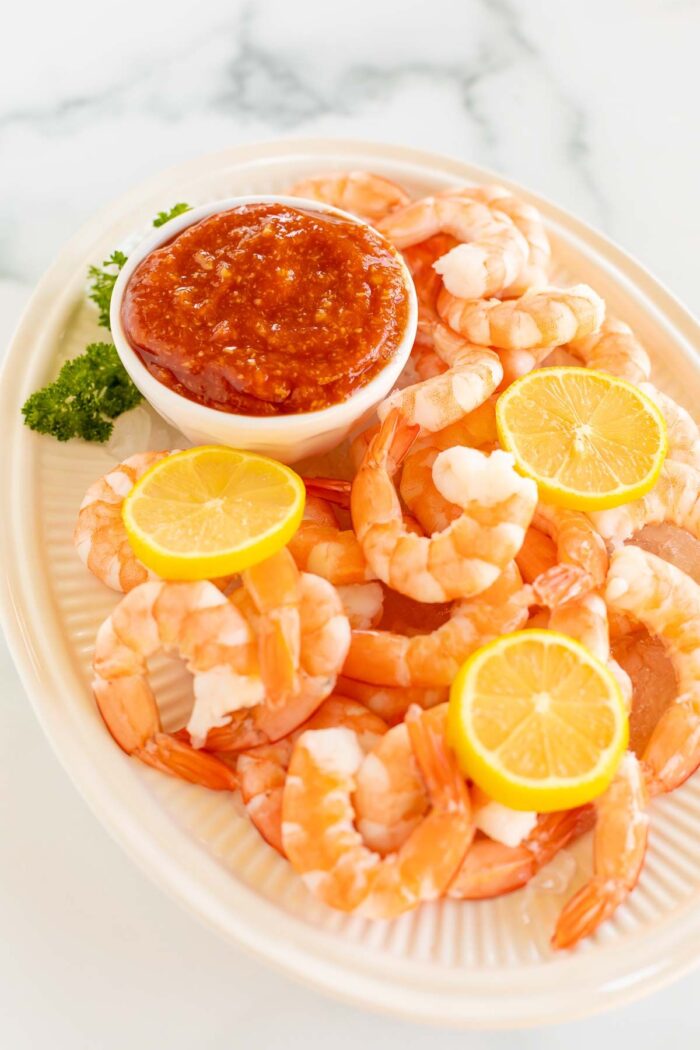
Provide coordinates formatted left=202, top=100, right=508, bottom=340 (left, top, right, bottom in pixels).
left=2, top=1, right=699, bottom=1046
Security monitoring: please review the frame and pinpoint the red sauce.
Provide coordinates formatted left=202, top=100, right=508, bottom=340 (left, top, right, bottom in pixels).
left=121, top=203, right=410, bottom=416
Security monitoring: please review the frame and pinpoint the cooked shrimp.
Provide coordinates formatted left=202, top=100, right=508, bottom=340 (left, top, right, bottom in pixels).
left=566, top=318, right=651, bottom=385
left=242, top=548, right=301, bottom=706
left=74, top=451, right=171, bottom=592
left=399, top=445, right=460, bottom=536
left=336, top=582, right=384, bottom=628
left=530, top=503, right=609, bottom=608
left=402, top=233, right=457, bottom=313
left=281, top=704, right=474, bottom=917
left=549, top=591, right=632, bottom=706
left=514, top=526, right=558, bottom=585
left=639, top=384, right=700, bottom=470
left=448, top=807, right=594, bottom=899
left=287, top=495, right=375, bottom=585
left=92, top=580, right=260, bottom=788
left=377, top=322, right=502, bottom=432
left=552, top=753, right=649, bottom=949
left=606, top=546, right=700, bottom=795
left=590, top=460, right=700, bottom=546
left=442, top=184, right=551, bottom=296
left=379, top=195, right=528, bottom=300
left=238, top=697, right=387, bottom=854
left=335, top=676, right=448, bottom=725
left=342, top=563, right=530, bottom=687
left=287, top=171, right=410, bottom=222
left=351, top=410, right=536, bottom=602
left=437, top=284, right=605, bottom=351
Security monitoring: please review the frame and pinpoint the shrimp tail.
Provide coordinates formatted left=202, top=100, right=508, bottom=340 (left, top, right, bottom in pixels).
left=405, top=705, right=471, bottom=815
left=551, top=877, right=630, bottom=950
left=371, top=408, right=420, bottom=473
left=303, top=477, right=352, bottom=508
left=136, top=732, right=238, bottom=791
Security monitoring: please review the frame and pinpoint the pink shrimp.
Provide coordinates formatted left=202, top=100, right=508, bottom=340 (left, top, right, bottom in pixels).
left=74, top=451, right=172, bottom=592
left=281, top=704, right=473, bottom=917
left=566, top=318, right=651, bottom=385
left=378, top=194, right=529, bottom=300
left=334, top=676, right=448, bottom=726
left=92, top=580, right=256, bottom=789
left=287, top=495, right=376, bottom=585
left=350, top=409, right=537, bottom=602
left=287, top=171, right=411, bottom=222
left=529, top=503, right=609, bottom=608
left=437, top=284, right=605, bottom=351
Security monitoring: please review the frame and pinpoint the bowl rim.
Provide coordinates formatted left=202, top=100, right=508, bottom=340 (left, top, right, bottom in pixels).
left=4, top=137, right=700, bottom=1028
left=109, top=193, right=418, bottom=432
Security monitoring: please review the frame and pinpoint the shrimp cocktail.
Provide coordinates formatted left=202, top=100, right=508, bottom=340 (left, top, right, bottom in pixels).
left=24, top=169, right=700, bottom=950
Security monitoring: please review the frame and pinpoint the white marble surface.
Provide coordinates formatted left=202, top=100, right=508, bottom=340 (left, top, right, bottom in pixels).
left=2, top=1, right=700, bottom=1045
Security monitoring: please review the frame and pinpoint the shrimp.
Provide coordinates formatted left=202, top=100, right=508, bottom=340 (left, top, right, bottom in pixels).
left=92, top=580, right=259, bottom=789
left=566, top=318, right=651, bottom=385
left=377, top=322, right=502, bottom=432
left=442, top=184, right=551, bottom=296
left=639, top=384, right=700, bottom=471
left=336, top=582, right=384, bottom=628
left=238, top=697, right=387, bottom=854
left=448, top=807, right=594, bottom=899
left=335, top=676, right=448, bottom=725
left=514, top=526, right=558, bottom=585
left=281, top=704, right=474, bottom=917
left=399, top=445, right=460, bottom=536
left=606, top=545, right=700, bottom=795
left=549, top=591, right=632, bottom=707
left=342, top=562, right=530, bottom=687
left=287, top=495, right=376, bottom=585
left=552, top=753, right=649, bottom=949
left=287, top=171, right=410, bottom=222
left=352, top=409, right=537, bottom=602
left=590, top=460, right=700, bottom=547
left=437, top=284, right=605, bottom=351
left=74, top=451, right=172, bottom=592
left=242, top=548, right=302, bottom=706
left=378, top=195, right=529, bottom=300
left=402, top=233, right=457, bottom=313
left=530, top=503, right=609, bottom=608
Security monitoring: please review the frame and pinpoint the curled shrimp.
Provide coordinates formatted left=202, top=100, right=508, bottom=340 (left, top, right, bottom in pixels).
left=92, top=580, right=258, bottom=789
left=378, top=195, right=529, bottom=300
left=238, top=697, right=387, bottom=854
left=342, top=563, right=530, bottom=687
left=74, top=451, right=172, bottom=592
left=606, top=545, right=700, bottom=795
left=377, top=321, right=502, bottom=432
left=437, top=284, right=605, bottom=351
left=336, top=582, right=384, bottom=629
left=566, top=318, right=651, bottom=385
left=287, top=171, right=410, bottom=222
left=530, top=503, right=609, bottom=608
left=590, top=460, right=700, bottom=546
left=281, top=704, right=474, bottom=917
left=448, top=807, right=594, bottom=900
left=402, top=233, right=457, bottom=314
left=287, top=495, right=375, bottom=585
left=552, top=753, right=649, bottom=949
left=350, top=409, right=537, bottom=602
left=514, top=525, right=558, bottom=585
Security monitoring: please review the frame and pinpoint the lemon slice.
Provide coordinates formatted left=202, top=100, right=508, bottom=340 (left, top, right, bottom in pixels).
left=496, top=366, right=667, bottom=510
left=447, top=629, right=628, bottom=812
left=122, top=446, right=305, bottom=580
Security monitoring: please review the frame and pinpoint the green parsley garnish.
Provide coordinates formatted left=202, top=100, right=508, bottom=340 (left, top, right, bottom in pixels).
left=87, top=250, right=127, bottom=329
left=21, top=342, right=143, bottom=443
left=152, top=202, right=192, bottom=227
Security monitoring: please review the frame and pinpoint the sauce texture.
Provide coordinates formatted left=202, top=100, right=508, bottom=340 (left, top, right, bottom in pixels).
left=121, top=203, right=410, bottom=415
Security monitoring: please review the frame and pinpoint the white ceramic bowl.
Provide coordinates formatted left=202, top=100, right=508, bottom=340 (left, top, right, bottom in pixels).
left=109, top=194, right=417, bottom=463
left=4, top=140, right=700, bottom=1027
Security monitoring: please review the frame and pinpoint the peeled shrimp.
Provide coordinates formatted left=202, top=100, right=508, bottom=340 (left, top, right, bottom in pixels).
left=351, top=409, right=537, bottom=602
left=378, top=195, right=529, bottom=300
left=377, top=322, right=502, bottom=432
left=449, top=807, right=594, bottom=899
left=335, top=676, right=448, bottom=726
left=552, top=753, right=649, bottom=949
left=606, top=545, right=700, bottom=795
left=590, top=460, right=700, bottom=546
left=437, top=284, right=605, bottom=351
left=342, top=563, right=530, bottom=687
left=74, top=451, right=171, bottom=592
left=287, top=495, right=375, bottom=585
left=566, top=318, right=651, bottom=385
left=281, top=704, right=473, bottom=917
left=92, top=580, right=259, bottom=788
left=287, top=171, right=410, bottom=222
left=238, top=697, right=387, bottom=854
left=530, top=503, right=609, bottom=608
